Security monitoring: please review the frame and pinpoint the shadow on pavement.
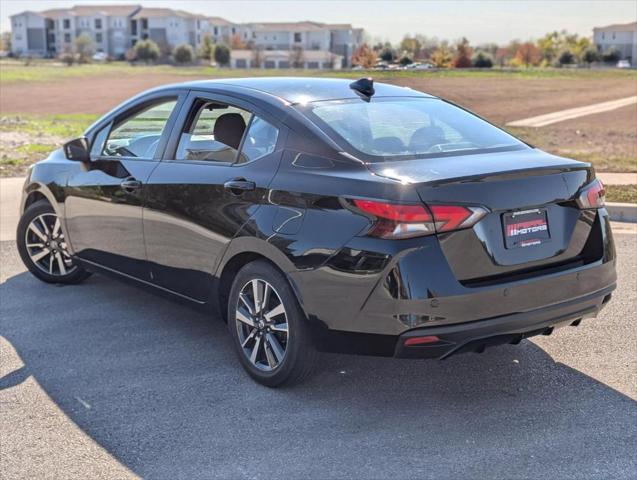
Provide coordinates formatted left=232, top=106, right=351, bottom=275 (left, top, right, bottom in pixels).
left=1, top=270, right=635, bottom=479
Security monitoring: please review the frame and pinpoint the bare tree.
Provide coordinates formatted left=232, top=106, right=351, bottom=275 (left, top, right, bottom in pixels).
left=289, top=46, right=305, bottom=68
left=252, top=46, right=264, bottom=68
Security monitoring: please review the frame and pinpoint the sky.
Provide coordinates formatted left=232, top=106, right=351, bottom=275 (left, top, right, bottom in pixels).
left=1, top=0, right=636, bottom=44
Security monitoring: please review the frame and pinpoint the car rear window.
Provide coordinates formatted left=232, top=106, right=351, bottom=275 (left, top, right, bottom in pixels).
left=301, top=97, right=527, bottom=162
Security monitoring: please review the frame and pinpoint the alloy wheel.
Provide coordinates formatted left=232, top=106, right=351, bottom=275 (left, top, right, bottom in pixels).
left=235, top=278, right=289, bottom=371
left=24, top=213, right=76, bottom=276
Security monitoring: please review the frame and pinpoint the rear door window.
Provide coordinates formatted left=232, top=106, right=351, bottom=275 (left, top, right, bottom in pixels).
left=176, top=101, right=251, bottom=163
left=237, top=116, right=279, bottom=164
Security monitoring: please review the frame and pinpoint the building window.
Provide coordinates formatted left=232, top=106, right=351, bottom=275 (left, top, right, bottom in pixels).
left=96, top=33, right=103, bottom=43
left=602, top=33, right=605, bottom=40
left=64, top=33, right=71, bottom=43
left=95, top=19, right=102, bottom=29
left=141, top=19, right=148, bottom=30
left=232, top=27, right=236, bottom=34
left=63, top=19, right=70, bottom=29
left=214, top=26, right=218, bottom=35
left=197, top=19, right=201, bottom=29
left=294, top=32, right=302, bottom=42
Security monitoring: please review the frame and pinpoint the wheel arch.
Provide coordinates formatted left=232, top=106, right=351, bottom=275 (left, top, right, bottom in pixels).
left=21, top=182, right=61, bottom=216
left=215, top=236, right=305, bottom=323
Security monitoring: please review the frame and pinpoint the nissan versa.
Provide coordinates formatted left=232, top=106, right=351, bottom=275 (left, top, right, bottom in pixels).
left=16, top=77, right=616, bottom=386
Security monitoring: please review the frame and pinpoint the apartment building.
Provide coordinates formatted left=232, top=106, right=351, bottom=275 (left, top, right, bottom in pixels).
left=130, top=8, right=196, bottom=53
left=10, top=5, right=363, bottom=68
left=11, top=5, right=140, bottom=58
left=593, top=22, right=637, bottom=62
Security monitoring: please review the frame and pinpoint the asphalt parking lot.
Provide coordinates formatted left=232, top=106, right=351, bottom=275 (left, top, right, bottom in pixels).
left=1, top=227, right=636, bottom=479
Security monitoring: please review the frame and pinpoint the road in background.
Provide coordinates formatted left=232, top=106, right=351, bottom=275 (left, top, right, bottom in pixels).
left=0, top=177, right=24, bottom=241
left=507, top=96, right=637, bottom=127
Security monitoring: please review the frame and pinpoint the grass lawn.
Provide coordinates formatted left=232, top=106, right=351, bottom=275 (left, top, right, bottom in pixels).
left=0, top=114, right=98, bottom=176
left=2, top=58, right=636, bottom=85
left=1, top=60, right=635, bottom=177
left=605, top=184, right=637, bottom=204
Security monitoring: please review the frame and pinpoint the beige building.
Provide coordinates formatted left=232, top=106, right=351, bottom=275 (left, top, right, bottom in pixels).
left=593, top=22, right=637, bottom=62
left=11, top=4, right=140, bottom=58
left=10, top=5, right=363, bottom=67
left=230, top=49, right=343, bottom=70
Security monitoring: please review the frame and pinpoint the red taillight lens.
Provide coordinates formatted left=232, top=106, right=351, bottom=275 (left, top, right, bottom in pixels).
left=404, top=335, right=440, bottom=346
left=352, top=200, right=432, bottom=222
left=353, top=199, right=434, bottom=239
left=578, top=179, right=605, bottom=209
left=429, top=205, right=473, bottom=232
left=351, top=199, right=487, bottom=239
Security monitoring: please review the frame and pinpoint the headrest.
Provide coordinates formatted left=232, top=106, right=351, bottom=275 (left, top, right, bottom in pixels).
left=409, top=126, right=446, bottom=149
left=213, top=113, right=246, bottom=150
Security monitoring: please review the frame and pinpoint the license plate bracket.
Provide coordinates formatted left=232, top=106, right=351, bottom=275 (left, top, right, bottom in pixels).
left=503, top=208, right=550, bottom=249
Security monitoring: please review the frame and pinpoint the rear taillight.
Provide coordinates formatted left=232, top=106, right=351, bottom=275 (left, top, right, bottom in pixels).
left=577, top=179, right=605, bottom=209
left=428, top=205, right=486, bottom=233
left=351, top=199, right=487, bottom=239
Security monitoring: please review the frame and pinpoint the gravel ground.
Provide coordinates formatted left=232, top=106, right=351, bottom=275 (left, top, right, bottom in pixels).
left=0, top=230, right=635, bottom=480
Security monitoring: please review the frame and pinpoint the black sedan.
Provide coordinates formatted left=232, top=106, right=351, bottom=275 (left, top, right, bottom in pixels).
left=17, top=77, right=616, bottom=386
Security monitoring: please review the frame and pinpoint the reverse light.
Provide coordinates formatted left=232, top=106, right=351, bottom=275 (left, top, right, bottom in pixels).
left=351, top=199, right=487, bottom=239
left=577, top=179, right=605, bottom=209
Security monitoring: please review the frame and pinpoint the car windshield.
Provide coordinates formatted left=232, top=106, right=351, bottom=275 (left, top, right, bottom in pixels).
left=303, top=97, right=527, bottom=161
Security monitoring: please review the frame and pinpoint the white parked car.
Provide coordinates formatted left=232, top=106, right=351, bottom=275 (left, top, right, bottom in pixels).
left=92, top=51, right=108, bottom=62
left=408, top=62, right=434, bottom=70
left=617, top=60, right=631, bottom=68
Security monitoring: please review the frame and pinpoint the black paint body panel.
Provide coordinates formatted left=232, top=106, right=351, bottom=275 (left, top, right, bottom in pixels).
left=20, top=78, right=617, bottom=358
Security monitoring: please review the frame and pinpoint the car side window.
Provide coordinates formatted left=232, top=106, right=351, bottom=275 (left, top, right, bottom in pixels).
left=102, top=99, right=177, bottom=159
left=237, top=116, right=279, bottom=164
left=176, top=100, right=252, bottom=163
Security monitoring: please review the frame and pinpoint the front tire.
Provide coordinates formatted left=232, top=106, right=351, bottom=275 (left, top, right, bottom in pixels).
left=16, top=200, right=91, bottom=284
left=228, top=260, right=318, bottom=387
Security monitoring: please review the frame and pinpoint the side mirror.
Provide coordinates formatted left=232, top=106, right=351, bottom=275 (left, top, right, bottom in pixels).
left=63, top=137, right=90, bottom=162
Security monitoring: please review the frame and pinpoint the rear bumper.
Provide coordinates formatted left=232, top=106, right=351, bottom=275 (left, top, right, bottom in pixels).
left=292, top=209, right=616, bottom=339
left=394, top=284, right=614, bottom=359
left=314, top=284, right=615, bottom=358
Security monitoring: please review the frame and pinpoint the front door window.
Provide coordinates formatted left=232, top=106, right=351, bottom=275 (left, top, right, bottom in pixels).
left=102, top=99, right=177, bottom=159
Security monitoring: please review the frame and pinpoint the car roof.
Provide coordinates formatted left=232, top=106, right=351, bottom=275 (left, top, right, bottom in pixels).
left=175, top=77, right=436, bottom=104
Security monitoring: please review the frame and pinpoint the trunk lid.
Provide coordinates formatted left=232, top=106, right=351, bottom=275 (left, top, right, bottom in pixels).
left=367, top=149, right=602, bottom=285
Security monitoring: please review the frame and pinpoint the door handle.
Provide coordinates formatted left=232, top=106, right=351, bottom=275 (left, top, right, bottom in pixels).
left=121, top=178, right=142, bottom=192
left=224, top=178, right=256, bottom=195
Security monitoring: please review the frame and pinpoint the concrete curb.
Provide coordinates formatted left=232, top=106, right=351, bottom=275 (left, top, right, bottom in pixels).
left=606, top=202, right=637, bottom=223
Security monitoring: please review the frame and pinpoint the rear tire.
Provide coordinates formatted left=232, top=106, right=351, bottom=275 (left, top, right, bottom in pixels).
left=16, top=200, right=92, bottom=284
left=228, top=260, right=318, bottom=387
